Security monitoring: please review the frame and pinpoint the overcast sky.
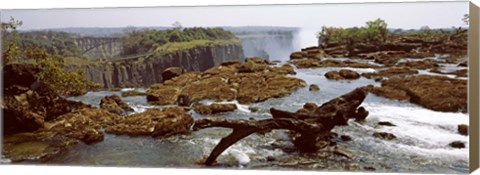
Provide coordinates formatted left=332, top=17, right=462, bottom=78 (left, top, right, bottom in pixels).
left=0, top=1, right=469, bottom=30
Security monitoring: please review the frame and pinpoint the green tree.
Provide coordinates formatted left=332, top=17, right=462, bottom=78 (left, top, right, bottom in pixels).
left=1, top=17, right=23, bottom=65
left=365, top=18, right=388, bottom=42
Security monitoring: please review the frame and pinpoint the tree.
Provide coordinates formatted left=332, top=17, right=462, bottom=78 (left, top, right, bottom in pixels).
left=365, top=18, right=388, bottom=42
left=1, top=17, right=23, bottom=65
left=172, top=21, right=183, bottom=30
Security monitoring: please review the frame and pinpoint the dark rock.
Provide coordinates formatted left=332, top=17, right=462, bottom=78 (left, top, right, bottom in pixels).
left=340, top=135, right=352, bottom=141
left=449, top=141, right=465, bottom=148
left=290, top=51, right=304, bottom=60
left=396, top=60, right=439, bottom=70
left=100, top=95, right=134, bottom=115
left=245, top=57, right=270, bottom=65
left=458, top=61, right=467, bottom=67
left=303, top=102, right=318, bottom=111
left=309, top=84, right=320, bottom=91
left=373, top=132, right=396, bottom=140
left=162, top=67, right=186, bottom=82
left=362, top=67, right=418, bottom=79
left=378, top=121, right=396, bottom=127
left=290, top=59, right=379, bottom=69
left=221, top=60, right=241, bottom=66
left=366, top=85, right=410, bottom=101
left=194, top=103, right=237, bottom=115
left=458, top=124, right=468, bottom=136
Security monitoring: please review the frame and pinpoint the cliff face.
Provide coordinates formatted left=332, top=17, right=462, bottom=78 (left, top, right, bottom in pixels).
left=74, top=37, right=123, bottom=60
left=71, top=43, right=244, bottom=88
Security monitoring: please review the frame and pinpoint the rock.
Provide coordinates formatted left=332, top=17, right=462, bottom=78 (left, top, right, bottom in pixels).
left=449, top=141, right=465, bottom=148
left=458, top=124, right=468, bottom=136
left=303, top=102, right=318, bottom=111
left=458, top=61, right=467, bottom=67
left=221, top=60, right=241, bottom=66
left=290, top=51, right=304, bottom=60
left=100, top=95, right=134, bottom=115
left=429, top=68, right=468, bottom=77
left=245, top=57, right=270, bottom=65
left=194, top=103, right=237, bottom=115
left=121, top=90, right=147, bottom=97
left=309, top=84, right=320, bottom=91
left=148, top=62, right=305, bottom=105
left=340, top=135, right=352, bottom=141
left=396, top=60, right=439, bottom=70
left=339, top=69, right=361, bottom=79
left=378, top=121, right=396, bottom=127
left=373, top=132, right=396, bottom=140
left=105, top=107, right=194, bottom=138
left=362, top=67, right=418, bottom=79
left=325, top=69, right=360, bottom=80
left=290, top=59, right=379, bottom=69
left=379, top=75, right=467, bottom=112
left=366, top=85, right=410, bottom=101
left=162, top=67, right=186, bottom=82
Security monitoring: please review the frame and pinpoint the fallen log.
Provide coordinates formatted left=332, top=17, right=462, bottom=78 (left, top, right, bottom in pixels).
left=193, top=87, right=369, bottom=166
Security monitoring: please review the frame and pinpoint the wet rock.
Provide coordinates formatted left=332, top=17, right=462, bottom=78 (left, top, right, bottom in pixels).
left=340, top=135, right=352, bottom=141
left=364, top=166, right=376, bottom=171
left=100, top=95, right=134, bottom=115
left=366, top=85, right=410, bottom=101
left=325, top=69, right=360, bottom=80
left=290, top=51, right=304, bottom=60
left=147, top=85, right=182, bottom=105
left=121, top=90, right=147, bottom=97
left=362, top=67, right=418, bottom=79
left=309, top=84, right=320, bottom=91
left=269, top=64, right=296, bottom=75
left=106, top=107, right=193, bottom=138
left=429, top=68, right=468, bottom=77
left=162, top=67, right=186, bottom=82
left=303, top=102, right=318, bottom=111
left=373, top=132, right=396, bottom=140
left=396, top=60, right=439, bottom=70
left=380, top=75, right=467, bottom=112
left=194, top=103, right=237, bottom=115
left=378, top=121, right=396, bottom=127
left=458, top=124, right=468, bottom=136
left=449, top=141, right=465, bottom=149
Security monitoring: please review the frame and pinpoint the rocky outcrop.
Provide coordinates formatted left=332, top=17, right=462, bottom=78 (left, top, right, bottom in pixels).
left=121, top=90, right=147, bottom=97
left=147, top=58, right=306, bottom=105
left=105, top=107, right=193, bottom=137
left=458, top=124, right=468, bottom=136
left=325, top=69, right=361, bottom=80
left=194, top=103, right=237, bottom=115
left=100, top=95, right=134, bottom=115
left=449, top=141, right=466, bottom=149
left=362, top=67, right=418, bottom=79
left=69, top=43, right=245, bottom=88
left=309, top=84, right=320, bottom=91
left=373, top=132, right=396, bottom=140
left=162, top=67, right=186, bottom=82
left=373, top=75, right=467, bottom=112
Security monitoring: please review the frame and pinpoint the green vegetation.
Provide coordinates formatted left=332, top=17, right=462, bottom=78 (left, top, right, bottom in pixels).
left=153, top=39, right=239, bottom=56
left=2, top=17, right=99, bottom=96
left=122, top=27, right=237, bottom=55
left=317, top=18, right=388, bottom=44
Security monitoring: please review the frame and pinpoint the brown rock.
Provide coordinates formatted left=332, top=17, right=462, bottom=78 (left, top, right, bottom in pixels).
left=325, top=69, right=360, bottom=80
left=290, top=51, right=304, bottom=60
left=373, top=132, right=396, bottom=140
left=100, top=95, right=134, bottom=115
left=458, top=124, right=468, bottom=136
left=162, top=67, right=187, bottom=82
left=105, top=107, right=193, bottom=138
left=121, top=90, right=147, bottom=97
left=449, top=141, right=465, bottom=148
left=378, top=121, right=396, bottom=127
left=221, top=60, right=241, bottom=66
left=290, top=59, right=379, bottom=69
left=367, top=86, right=410, bottom=101
left=309, top=84, right=320, bottom=91
left=245, top=57, right=270, bottom=65
left=396, top=60, right=439, bottom=70
left=194, top=103, right=237, bottom=115
left=380, top=75, right=467, bottom=112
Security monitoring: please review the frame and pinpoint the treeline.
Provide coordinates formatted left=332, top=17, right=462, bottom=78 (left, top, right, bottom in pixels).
left=318, top=18, right=388, bottom=45
left=121, top=27, right=237, bottom=55
left=2, top=30, right=83, bottom=60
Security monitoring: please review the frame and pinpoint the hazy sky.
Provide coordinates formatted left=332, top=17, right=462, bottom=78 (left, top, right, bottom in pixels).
left=0, top=1, right=469, bottom=30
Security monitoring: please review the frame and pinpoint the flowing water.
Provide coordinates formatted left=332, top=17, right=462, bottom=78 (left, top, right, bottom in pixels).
left=45, top=59, right=468, bottom=173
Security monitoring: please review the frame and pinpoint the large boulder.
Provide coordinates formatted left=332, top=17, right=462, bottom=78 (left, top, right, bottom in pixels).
left=100, top=95, right=134, bottom=115
left=162, top=67, right=186, bottom=82
left=378, top=75, right=467, bottom=112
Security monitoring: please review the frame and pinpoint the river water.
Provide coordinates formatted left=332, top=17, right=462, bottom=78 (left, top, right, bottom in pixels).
left=50, top=59, right=468, bottom=173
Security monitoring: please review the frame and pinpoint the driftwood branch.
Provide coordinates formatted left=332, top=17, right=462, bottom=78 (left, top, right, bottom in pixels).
left=193, top=87, right=369, bottom=166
